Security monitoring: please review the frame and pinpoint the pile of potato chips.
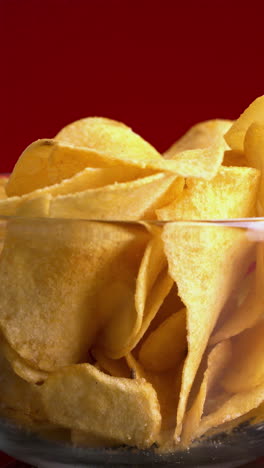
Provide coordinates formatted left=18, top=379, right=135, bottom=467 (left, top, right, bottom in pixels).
left=1, top=97, right=264, bottom=451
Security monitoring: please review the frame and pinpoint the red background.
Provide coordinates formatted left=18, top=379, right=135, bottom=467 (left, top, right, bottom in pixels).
left=1, top=0, right=264, bottom=174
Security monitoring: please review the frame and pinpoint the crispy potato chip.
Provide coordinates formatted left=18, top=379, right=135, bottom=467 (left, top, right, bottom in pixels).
left=91, top=348, right=131, bottom=378
left=157, top=167, right=260, bottom=220
left=164, top=120, right=232, bottom=157
left=196, top=380, right=264, bottom=439
left=55, top=116, right=161, bottom=161
left=1, top=338, right=49, bottom=384
left=6, top=140, right=54, bottom=196
left=225, top=95, right=264, bottom=152
left=222, top=321, right=264, bottom=394
left=210, top=245, right=264, bottom=344
left=41, top=363, right=161, bottom=448
left=244, top=122, right=264, bottom=215
left=145, top=283, right=184, bottom=336
left=126, top=353, right=181, bottom=432
left=139, top=308, right=187, bottom=373
left=50, top=174, right=183, bottom=221
left=157, top=167, right=259, bottom=439
left=0, top=219, right=147, bottom=371
left=181, top=341, right=232, bottom=445
left=166, top=144, right=226, bottom=180
left=0, top=348, right=46, bottom=421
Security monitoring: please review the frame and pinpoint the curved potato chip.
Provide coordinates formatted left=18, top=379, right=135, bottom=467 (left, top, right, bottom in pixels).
left=196, top=380, right=264, bottom=439
left=244, top=122, right=264, bottom=215
left=126, top=353, right=181, bottom=432
left=225, top=95, right=264, bottom=152
left=41, top=363, right=161, bottom=448
left=139, top=308, right=187, bottom=373
left=1, top=339, right=49, bottom=384
left=0, top=219, right=146, bottom=371
left=158, top=167, right=259, bottom=439
left=181, top=341, right=232, bottom=445
left=164, top=120, right=232, bottom=157
left=50, top=174, right=183, bottom=221
left=91, top=348, right=131, bottom=378
left=222, top=321, right=264, bottom=394
left=210, top=246, right=264, bottom=344
left=0, top=349, right=46, bottom=421
left=166, top=144, right=226, bottom=180
left=126, top=269, right=174, bottom=354
left=55, top=116, right=161, bottom=161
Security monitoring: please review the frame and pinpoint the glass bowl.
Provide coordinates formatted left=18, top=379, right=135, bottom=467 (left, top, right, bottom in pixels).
left=0, top=215, right=264, bottom=467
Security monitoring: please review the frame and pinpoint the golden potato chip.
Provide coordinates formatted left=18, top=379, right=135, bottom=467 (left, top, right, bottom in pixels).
left=50, top=174, right=183, bottom=221
left=5, top=139, right=153, bottom=197
left=210, top=245, right=264, bottom=344
left=126, top=353, right=182, bottom=432
left=157, top=167, right=260, bottom=220
left=145, top=283, right=184, bottom=336
left=164, top=120, right=232, bottom=157
left=55, top=116, right=161, bottom=161
left=181, top=340, right=232, bottom=445
left=222, top=321, right=264, bottom=394
left=1, top=338, right=49, bottom=384
left=0, top=348, right=46, bottom=421
left=0, top=219, right=147, bottom=371
left=225, top=95, right=264, bottom=152
left=244, top=122, right=264, bottom=215
left=196, top=380, right=264, bottom=439
left=6, top=140, right=55, bottom=196
left=157, top=167, right=259, bottom=439
left=41, top=363, right=161, bottom=448
left=166, top=144, right=226, bottom=181
left=125, top=270, right=174, bottom=356
left=139, top=308, right=187, bottom=373
left=91, top=348, right=131, bottom=378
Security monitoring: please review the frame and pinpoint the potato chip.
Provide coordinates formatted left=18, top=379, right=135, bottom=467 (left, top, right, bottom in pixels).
left=210, top=245, right=264, bottom=344
left=221, top=321, right=264, bottom=394
left=41, top=363, right=161, bottom=448
left=91, top=348, right=131, bottom=378
left=166, top=144, right=226, bottom=180
left=225, top=95, right=264, bottom=152
left=6, top=140, right=55, bottom=196
left=139, top=308, right=187, bottom=373
left=181, top=340, right=232, bottom=445
left=157, top=167, right=259, bottom=439
left=50, top=174, right=183, bottom=221
left=0, top=347, right=46, bottom=422
left=145, top=283, right=184, bottom=336
left=244, top=122, right=264, bottom=215
left=157, top=167, right=260, bottom=220
left=196, top=380, right=264, bottom=439
left=0, top=219, right=147, bottom=371
left=55, top=116, right=161, bottom=161
left=126, top=353, right=182, bottom=432
left=164, top=120, right=232, bottom=157
left=1, top=338, right=49, bottom=384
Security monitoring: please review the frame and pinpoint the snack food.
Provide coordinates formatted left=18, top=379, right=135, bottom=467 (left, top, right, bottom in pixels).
left=1, top=99, right=264, bottom=451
